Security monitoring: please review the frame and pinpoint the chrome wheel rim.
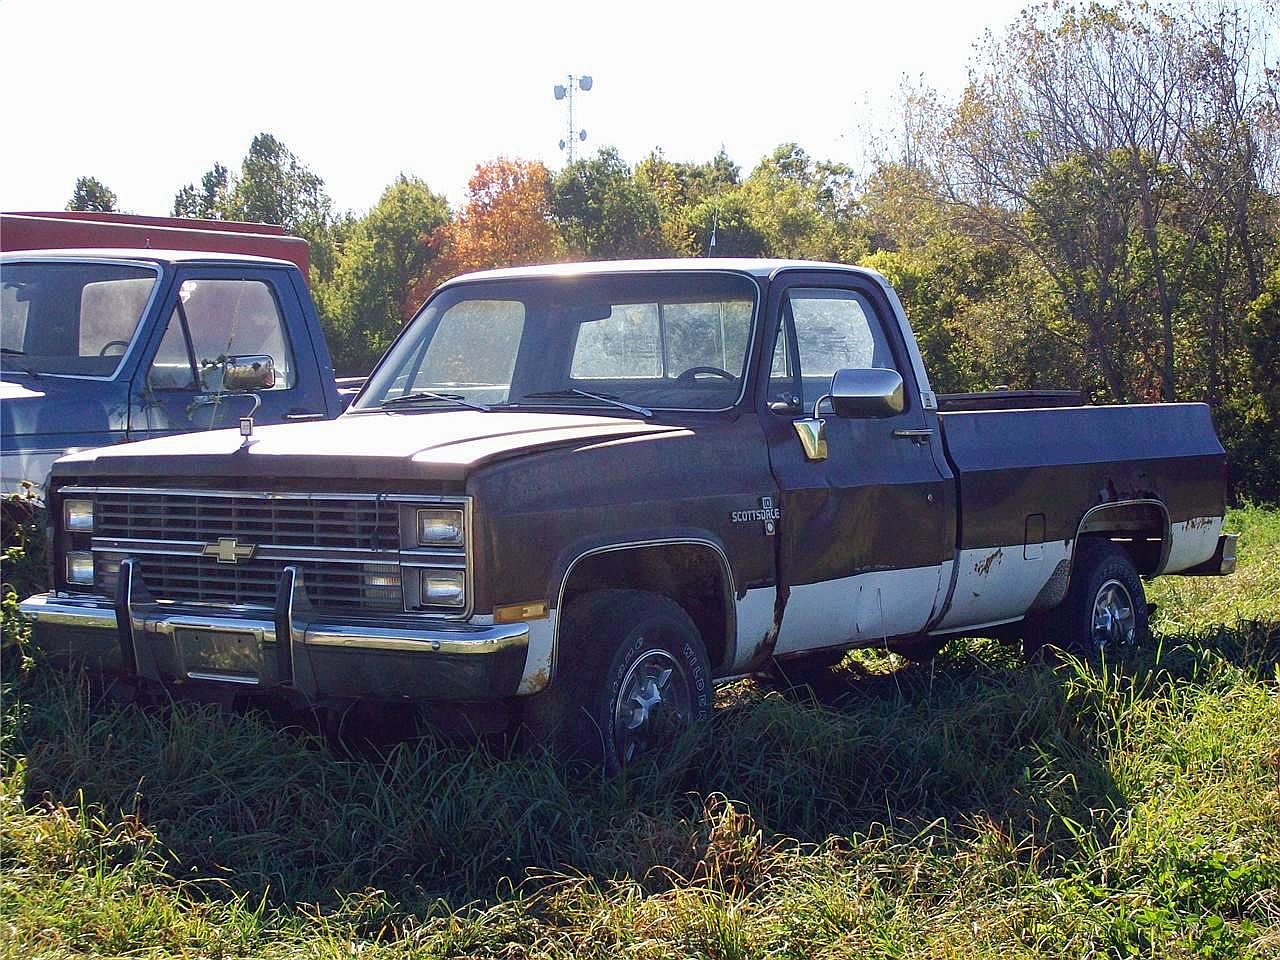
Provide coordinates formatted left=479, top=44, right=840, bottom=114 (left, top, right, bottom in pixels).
left=1091, top=578, right=1136, bottom=658
left=613, top=647, right=691, bottom=766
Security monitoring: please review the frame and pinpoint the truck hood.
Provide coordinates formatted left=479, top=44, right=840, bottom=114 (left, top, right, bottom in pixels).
left=52, top=408, right=688, bottom=486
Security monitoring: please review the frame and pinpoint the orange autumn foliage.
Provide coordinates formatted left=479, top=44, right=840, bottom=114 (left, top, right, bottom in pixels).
left=412, top=158, right=562, bottom=305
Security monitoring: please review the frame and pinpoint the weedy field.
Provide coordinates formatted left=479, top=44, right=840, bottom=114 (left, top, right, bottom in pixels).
left=1, top=507, right=1277, bottom=959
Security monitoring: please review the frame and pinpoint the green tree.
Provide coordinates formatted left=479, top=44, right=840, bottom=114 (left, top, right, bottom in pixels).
left=741, top=144, right=863, bottom=262
left=550, top=148, right=667, bottom=259
left=859, top=162, right=1075, bottom=395
left=314, top=176, right=450, bottom=375
left=172, top=163, right=229, bottom=219
left=936, top=1, right=1278, bottom=403
left=222, top=134, right=331, bottom=234
left=171, top=134, right=339, bottom=282
left=1218, top=260, right=1280, bottom=502
left=685, top=189, right=768, bottom=258
left=66, top=176, right=117, bottom=212
left=637, top=147, right=746, bottom=255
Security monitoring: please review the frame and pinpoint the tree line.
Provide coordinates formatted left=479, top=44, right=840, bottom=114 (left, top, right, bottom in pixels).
left=65, top=1, right=1278, bottom=500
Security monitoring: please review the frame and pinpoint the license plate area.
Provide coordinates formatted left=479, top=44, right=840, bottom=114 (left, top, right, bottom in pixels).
left=177, top=628, right=263, bottom=684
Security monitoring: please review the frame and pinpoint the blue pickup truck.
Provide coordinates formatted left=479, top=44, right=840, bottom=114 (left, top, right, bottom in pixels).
left=1, top=246, right=347, bottom=497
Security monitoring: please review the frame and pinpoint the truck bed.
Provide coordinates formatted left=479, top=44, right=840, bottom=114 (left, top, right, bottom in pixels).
left=928, top=402, right=1226, bottom=633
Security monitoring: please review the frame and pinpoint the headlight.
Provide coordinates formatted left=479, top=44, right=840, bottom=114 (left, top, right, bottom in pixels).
left=419, top=568, right=465, bottom=608
left=417, top=508, right=464, bottom=547
left=66, top=551, right=95, bottom=585
left=64, top=499, right=94, bottom=533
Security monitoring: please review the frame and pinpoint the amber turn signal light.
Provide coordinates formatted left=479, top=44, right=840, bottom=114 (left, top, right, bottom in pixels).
left=493, top=600, right=549, bottom=624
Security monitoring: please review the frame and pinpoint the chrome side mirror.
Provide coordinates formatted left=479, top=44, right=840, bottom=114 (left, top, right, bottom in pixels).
left=791, top=368, right=905, bottom=462
left=222, top=355, right=276, bottom=392
left=828, top=367, right=904, bottom=419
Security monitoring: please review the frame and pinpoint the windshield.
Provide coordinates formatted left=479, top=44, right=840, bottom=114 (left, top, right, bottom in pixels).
left=355, top=272, right=758, bottom=414
left=1, top=260, right=159, bottom=378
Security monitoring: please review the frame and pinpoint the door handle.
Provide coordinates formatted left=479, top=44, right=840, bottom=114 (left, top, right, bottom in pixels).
left=892, top=428, right=934, bottom=443
left=283, top=410, right=326, bottom=421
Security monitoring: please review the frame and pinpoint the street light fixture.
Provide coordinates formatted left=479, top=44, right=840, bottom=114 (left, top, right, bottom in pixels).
left=554, top=74, right=593, bottom=163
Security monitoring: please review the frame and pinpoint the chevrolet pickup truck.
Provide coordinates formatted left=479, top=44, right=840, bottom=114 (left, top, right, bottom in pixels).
left=1, top=213, right=349, bottom=498
left=20, top=260, right=1236, bottom=770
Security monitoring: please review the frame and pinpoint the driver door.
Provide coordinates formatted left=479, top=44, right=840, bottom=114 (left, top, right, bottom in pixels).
left=761, top=273, right=952, bottom=655
left=129, top=268, right=323, bottom=439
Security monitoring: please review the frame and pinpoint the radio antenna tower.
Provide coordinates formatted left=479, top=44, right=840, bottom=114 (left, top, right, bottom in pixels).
left=553, top=74, right=593, bottom=163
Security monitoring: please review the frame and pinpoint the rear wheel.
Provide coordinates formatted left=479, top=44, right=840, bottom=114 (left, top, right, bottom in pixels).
left=1024, top=540, right=1148, bottom=663
left=524, top=589, right=713, bottom=773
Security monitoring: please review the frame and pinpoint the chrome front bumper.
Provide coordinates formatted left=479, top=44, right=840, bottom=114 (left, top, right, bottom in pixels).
left=18, top=560, right=530, bottom=701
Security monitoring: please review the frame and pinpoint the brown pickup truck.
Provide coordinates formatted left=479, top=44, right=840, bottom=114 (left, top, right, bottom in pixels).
left=21, top=260, right=1234, bottom=770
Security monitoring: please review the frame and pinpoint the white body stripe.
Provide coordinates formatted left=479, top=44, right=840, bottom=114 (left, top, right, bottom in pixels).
left=729, top=587, right=778, bottom=673
left=516, top=614, right=558, bottom=694
left=932, top=540, right=1070, bottom=633
left=1163, top=517, right=1224, bottom=573
left=771, top=565, right=945, bottom=656
left=534, top=513, right=1222, bottom=685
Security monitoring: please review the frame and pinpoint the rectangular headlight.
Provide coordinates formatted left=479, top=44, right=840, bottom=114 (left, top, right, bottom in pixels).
left=419, top=568, right=465, bottom=608
left=64, top=498, right=94, bottom=534
left=66, top=551, right=94, bottom=585
left=417, top=508, right=464, bottom=547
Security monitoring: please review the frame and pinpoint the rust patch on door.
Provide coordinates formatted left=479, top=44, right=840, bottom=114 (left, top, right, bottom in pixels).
left=973, top=547, right=1004, bottom=578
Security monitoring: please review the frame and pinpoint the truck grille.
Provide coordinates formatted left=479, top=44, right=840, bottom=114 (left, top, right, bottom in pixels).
left=73, top=488, right=448, bottom=615
left=96, top=491, right=399, bottom=549
left=95, top=554, right=402, bottom=612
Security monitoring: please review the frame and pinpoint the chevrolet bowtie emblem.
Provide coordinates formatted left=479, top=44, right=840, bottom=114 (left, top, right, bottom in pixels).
left=203, top=537, right=255, bottom=564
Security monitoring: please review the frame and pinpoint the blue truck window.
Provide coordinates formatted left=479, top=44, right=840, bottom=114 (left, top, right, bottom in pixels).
left=148, top=279, right=296, bottom=391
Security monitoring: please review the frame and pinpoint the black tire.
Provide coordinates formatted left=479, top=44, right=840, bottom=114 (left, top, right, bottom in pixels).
left=1024, top=540, right=1149, bottom=663
left=523, top=589, right=713, bottom=773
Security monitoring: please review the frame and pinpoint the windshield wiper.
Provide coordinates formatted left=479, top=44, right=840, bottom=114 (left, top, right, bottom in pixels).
left=519, top=388, right=652, bottom=418
left=380, top=390, right=490, bottom=412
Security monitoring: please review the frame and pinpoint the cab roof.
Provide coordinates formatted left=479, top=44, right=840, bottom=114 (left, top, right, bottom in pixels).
left=443, top=258, right=877, bottom=284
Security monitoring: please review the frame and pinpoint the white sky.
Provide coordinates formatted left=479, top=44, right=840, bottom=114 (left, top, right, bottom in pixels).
left=0, top=0, right=1029, bottom=217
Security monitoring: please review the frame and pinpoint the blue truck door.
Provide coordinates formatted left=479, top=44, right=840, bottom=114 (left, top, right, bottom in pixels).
left=128, top=266, right=328, bottom=440
left=759, top=272, right=951, bottom=655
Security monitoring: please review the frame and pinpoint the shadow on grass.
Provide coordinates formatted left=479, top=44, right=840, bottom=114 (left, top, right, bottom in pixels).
left=7, top=618, right=1276, bottom=913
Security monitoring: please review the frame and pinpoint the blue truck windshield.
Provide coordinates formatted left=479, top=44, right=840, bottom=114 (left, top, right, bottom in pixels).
left=1, top=261, right=158, bottom=378
left=355, top=272, right=759, bottom=413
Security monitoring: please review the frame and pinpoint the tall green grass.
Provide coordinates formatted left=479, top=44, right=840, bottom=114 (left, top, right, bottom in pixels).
left=2, top=507, right=1277, bottom=958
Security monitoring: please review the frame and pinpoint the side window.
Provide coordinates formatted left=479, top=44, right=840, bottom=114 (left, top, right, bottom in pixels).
left=769, top=288, right=897, bottom=412
left=147, top=279, right=295, bottom=391
left=571, top=303, right=661, bottom=378
left=79, top=278, right=153, bottom=357
left=1, top=282, right=30, bottom=349
left=148, top=316, right=196, bottom=389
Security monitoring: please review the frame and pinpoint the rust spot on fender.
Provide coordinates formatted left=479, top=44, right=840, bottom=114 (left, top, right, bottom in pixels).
left=523, top=667, right=550, bottom=693
left=973, top=547, right=1004, bottom=578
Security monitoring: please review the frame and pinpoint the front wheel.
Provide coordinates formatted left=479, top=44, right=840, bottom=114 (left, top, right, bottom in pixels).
left=1024, top=540, right=1149, bottom=663
left=523, top=589, right=713, bottom=773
